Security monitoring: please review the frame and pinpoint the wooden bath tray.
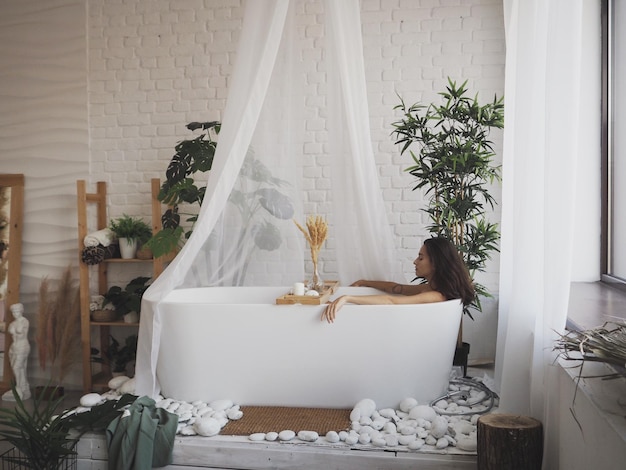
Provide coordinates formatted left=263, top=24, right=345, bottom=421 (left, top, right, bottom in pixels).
left=276, top=281, right=339, bottom=305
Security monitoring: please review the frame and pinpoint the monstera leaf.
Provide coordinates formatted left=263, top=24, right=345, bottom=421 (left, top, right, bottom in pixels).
left=256, top=188, right=294, bottom=220
left=241, top=157, right=289, bottom=187
left=253, top=221, right=282, bottom=251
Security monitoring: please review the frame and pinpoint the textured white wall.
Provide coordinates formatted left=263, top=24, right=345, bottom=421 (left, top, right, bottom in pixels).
left=0, top=0, right=505, bottom=386
left=88, top=0, right=505, bottom=286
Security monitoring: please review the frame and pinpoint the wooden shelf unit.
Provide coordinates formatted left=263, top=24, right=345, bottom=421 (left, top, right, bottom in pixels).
left=76, top=178, right=167, bottom=392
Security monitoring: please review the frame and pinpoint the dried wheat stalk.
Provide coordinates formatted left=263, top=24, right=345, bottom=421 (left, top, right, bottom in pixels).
left=554, top=322, right=626, bottom=377
left=36, top=265, right=81, bottom=384
left=294, top=215, right=328, bottom=287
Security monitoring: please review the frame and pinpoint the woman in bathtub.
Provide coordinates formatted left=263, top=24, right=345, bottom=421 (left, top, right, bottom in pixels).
left=322, top=237, right=475, bottom=323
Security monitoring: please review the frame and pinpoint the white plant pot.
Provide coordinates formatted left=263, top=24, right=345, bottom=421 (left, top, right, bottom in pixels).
left=119, top=237, right=137, bottom=259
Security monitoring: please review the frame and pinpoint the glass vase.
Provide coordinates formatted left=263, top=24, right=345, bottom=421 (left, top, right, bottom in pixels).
left=307, top=260, right=324, bottom=292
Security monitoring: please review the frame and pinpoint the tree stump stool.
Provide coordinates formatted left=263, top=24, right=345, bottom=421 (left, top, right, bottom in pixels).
left=477, top=413, right=543, bottom=470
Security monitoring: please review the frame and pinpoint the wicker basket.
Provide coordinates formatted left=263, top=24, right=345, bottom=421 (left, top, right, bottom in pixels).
left=91, top=309, right=117, bottom=322
left=0, top=442, right=77, bottom=470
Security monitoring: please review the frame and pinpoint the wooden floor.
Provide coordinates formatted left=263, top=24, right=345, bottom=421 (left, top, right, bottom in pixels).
left=76, top=431, right=477, bottom=470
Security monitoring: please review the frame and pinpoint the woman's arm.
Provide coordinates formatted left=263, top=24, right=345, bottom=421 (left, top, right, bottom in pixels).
left=351, top=279, right=428, bottom=296
left=321, top=290, right=446, bottom=323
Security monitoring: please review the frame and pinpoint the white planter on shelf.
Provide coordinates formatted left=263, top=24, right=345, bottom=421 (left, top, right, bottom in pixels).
left=118, top=237, right=137, bottom=259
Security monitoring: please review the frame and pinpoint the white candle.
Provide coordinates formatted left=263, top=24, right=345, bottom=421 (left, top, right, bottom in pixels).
left=293, top=282, right=305, bottom=296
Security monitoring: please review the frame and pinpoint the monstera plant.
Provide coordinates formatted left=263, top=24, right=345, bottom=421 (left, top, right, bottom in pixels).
left=145, top=121, right=220, bottom=257
left=145, top=121, right=294, bottom=284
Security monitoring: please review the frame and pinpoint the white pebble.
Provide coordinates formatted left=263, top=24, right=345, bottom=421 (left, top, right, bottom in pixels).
left=338, top=430, right=349, bottom=441
left=372, top=438, right=386, bottom=447
left=383, top=422, right=397, bottom=434
left=108, top=376, right=130, bottom=390
left=249, top=433, right=266, bottom=441
left=457, top=436, right=478, bottom=452
left=430, top=416, right=448, bottom=439
left=353, top=398, right=377, bottom=419
left=350, top=409, right=362, bottom=421
left=265, top=432, right=278, bottom=441
left=379, top=408, right=396, bottom=419
left=384, top=435, right=399, bottom=447
left=227, top=408, right=243, bottom=420
left=325, top=431, right=340, bottom=443
left=358, top=433, right=371, bottom=444
left=297, top=431, right=319, bottom=442
left=209, top=399, right=233, bottom=411
left=79, top=393, right=103, bottom=407
left=156, top=398, right=172, bottom=409
left=177, top=412, right=192, bottom=422
left=118, top=377, right=136, bottom=395
left=371, top=418, right=386, bottom=430
left=434, top=399, right=449, bottom=409
left=436, top=437, right=449, bottom=449
left=359, top=416, right=373, bottom=426
left=408, top=438, right=425, bottom=450
left=278, top=430, right=296, bottom=441
left=454, top=421, right=475, bottom=435
left=399, top=397, right=418, bottom=413
left=398, top=434, right=416, bottom=446
left=425, top=435, right=437, bottom=446
left=197, top=406, right=213, bottom=417
left=408, top=405, right=437, bottom=422
left=345, top=434, right=359, bottom=445
left=193, top=417, right=222, bottom=437
left=400, top=426, right=417, bottom=436
left=178, top=403, right=193, bottom=412
left=179, top=425, right=196, bottom=436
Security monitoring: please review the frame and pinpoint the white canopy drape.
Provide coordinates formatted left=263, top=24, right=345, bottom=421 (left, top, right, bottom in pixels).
left=495, top=0, right=600, bottom=467
left=136, top=0, right=397, bottom=398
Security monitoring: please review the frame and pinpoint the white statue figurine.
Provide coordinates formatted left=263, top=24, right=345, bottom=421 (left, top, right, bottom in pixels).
left=2, top=303, right=31, bottom=401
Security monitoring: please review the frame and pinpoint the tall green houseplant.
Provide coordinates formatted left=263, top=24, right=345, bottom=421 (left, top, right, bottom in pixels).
left=393, top=78, right=504, bottom=316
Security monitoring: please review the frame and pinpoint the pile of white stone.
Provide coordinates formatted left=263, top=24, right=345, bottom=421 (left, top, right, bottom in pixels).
left=78, top=375, right=497, bottom=454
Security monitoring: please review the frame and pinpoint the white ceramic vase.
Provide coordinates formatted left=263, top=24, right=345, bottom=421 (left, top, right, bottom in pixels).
left=118, top=237, right=137, bottom=259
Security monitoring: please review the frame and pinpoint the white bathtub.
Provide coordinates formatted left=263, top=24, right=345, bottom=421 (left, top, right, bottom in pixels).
left=156, top=287, right=462, bottom=409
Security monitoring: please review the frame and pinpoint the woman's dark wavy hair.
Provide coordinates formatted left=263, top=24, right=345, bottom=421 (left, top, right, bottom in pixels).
left=423, top=237, right=475, bottom=306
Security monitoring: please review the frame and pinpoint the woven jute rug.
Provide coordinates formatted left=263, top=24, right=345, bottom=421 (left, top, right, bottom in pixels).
left=221, top=406, right=351, bottom=436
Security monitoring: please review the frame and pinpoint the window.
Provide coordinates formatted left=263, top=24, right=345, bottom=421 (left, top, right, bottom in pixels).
left=602, top=0, right=626, bottom=285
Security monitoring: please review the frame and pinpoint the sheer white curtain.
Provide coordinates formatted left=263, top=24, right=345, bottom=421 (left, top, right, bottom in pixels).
left=136, top=0, right=397, bottom=398
left=495, top=0, right=599, bottom=467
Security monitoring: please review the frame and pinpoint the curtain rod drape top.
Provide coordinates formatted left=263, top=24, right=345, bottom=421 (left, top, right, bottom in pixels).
left=135, top=0, right=398, bottom=398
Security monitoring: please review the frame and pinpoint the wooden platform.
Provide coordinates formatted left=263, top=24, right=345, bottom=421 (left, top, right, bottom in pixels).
left=76, top=431, right=477, bottom=470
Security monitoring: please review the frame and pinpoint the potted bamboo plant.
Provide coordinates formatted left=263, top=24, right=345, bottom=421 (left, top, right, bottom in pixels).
left=392, top=78, right=504, bottom=371
left=109, top=214, right=152, bottom=259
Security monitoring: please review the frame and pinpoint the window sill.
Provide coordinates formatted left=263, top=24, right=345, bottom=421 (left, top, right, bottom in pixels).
left=567, top=281, right=626, bottom=331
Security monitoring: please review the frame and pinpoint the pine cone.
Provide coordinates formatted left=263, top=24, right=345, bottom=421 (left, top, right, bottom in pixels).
left=81, top=246, right=105, bottom=265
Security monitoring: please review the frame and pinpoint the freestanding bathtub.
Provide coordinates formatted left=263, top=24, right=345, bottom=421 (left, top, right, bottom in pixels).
left=155, top=286, right=462, bottom=409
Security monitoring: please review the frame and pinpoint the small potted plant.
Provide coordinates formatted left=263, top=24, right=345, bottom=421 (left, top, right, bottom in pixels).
left=102, top=276, right=151, bottom=323
left=92, top=334, right=138, bottom=376
left=109, top=214, right=152, bottom=259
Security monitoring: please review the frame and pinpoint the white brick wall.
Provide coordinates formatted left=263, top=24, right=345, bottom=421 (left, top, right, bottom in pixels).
left=89, top=0, right=505, bottom=292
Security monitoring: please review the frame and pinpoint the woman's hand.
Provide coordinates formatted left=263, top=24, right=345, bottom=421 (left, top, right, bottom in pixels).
left=321, top=295, right=348, bottom=323
left=350, top=280, right=368, bottom=287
